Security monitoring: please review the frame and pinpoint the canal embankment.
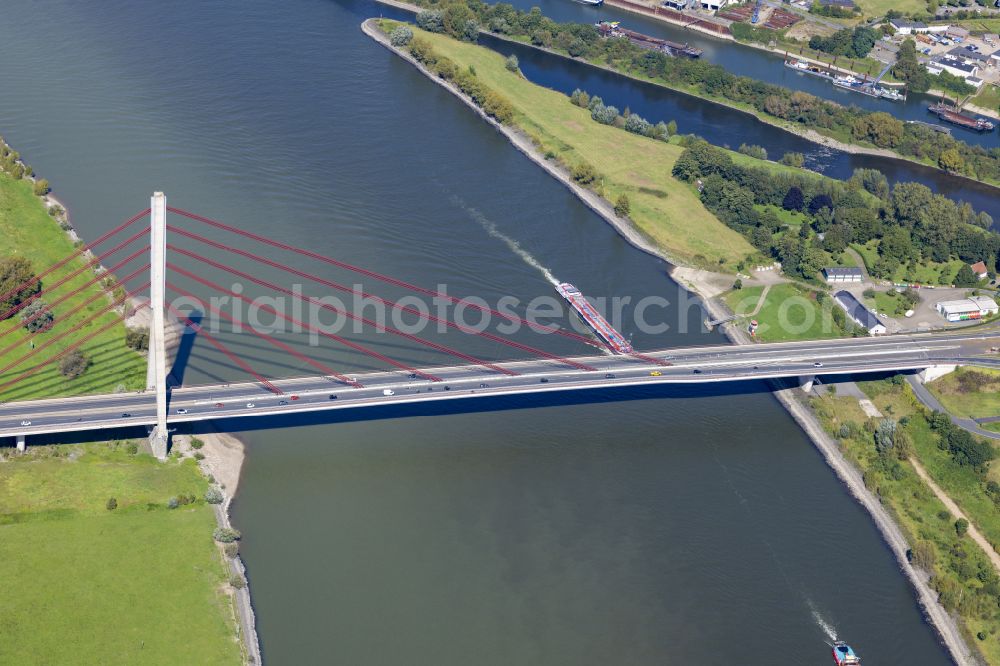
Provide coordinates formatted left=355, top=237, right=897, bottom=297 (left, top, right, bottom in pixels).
left=373, top=0, right=1000, bottom=195
left=364, top=18, right=978, bottom=663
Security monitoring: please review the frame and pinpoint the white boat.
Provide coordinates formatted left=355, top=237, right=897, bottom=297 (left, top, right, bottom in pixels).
left=573, top=0, right=604, bottom=5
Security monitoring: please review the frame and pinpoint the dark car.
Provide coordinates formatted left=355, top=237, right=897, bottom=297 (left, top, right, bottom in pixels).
left=479, top=383, right=488, bottom=388
left=540, top=378, right=549, bottom=383
left=121, top=412, right=131, bottom=418
left=605, top=373, right=616, bottom=379
left=328, top=395, right=338, bottom=400
left=692, top=369, right=702, bottom=374
left=278, top=400, right=288, bottom=405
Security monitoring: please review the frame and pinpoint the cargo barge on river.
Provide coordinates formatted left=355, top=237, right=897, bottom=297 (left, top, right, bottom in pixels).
left=928, top=102, right=995, bottom=132
left=556, top=282, right=634, bottom=354
left=596, top=21, right=702, bottom=58
left=785, top=60, right=905, bottom=101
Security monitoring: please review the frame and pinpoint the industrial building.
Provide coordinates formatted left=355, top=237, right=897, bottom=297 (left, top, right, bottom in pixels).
left=834, top=291, right=887, bottom=335
left=823, top=267, right=863, bottom=283
left=935, top=296, right=999, bottom=322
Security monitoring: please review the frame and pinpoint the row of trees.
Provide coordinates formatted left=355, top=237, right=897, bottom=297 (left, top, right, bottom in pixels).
left=408, top=1, right=1000, bottom=182
left=407, top=35, right=515, bottom=124
left=808, top=26, right=880, bottom=59
left=672, top=139, right=999, bottom=281
left=571, top=89, right=676, bottom=142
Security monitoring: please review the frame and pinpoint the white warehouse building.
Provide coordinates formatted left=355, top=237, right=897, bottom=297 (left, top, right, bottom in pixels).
left=935, top=296, right=999, bottom=322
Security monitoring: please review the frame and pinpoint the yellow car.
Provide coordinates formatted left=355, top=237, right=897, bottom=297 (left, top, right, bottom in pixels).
left=649, top=371, right=662, bottom=376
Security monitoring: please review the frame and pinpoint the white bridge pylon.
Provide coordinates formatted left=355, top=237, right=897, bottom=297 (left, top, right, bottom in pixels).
left=147, top=192, right=169, bottom=459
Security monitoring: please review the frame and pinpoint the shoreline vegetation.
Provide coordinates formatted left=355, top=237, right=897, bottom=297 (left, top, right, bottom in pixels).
left=373, top=0, right=1000, bottom=192
left=363, top=17, right=982, bottom=663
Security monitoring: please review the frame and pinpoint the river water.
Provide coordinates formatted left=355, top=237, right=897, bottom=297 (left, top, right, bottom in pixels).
left=0, top=0, right=956, bottom=663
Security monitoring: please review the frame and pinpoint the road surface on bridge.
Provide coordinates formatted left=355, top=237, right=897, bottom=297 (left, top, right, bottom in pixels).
left=3, top=332, right=999, bottom=439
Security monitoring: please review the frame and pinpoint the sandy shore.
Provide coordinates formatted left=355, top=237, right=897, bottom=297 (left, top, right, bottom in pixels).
left=364, top=18, right=976, bottom=663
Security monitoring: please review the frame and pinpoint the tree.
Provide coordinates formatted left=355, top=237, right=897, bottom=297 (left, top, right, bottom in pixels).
left=780, top=152, right=804, bottom=168
left=504, top=54, right=519, bottom=73
left=733, top=278, right=743, bottom=290
left=614, top=194, right=630, bottom=218
left=666, top=119, right=677, bottom=136
left=106, top=497, right=118, bottom=511
left=954, top=263, right=978, bottom=286
left=938, top=148, right=965, bottom=173
left=807, top=193, right=833, bottom=216
left=0, top=256, right=40, bottom=320
left=415, top=10, right=444, bottom=33
left=782, top=186, right=804, bottom=211
left=58, top=350, right=90, bottom=379
left=20, top=299, right=54, bottom=333
left=947, top=427, right=994, bottom=469
left=33, top=178, right=50, bottom=196
left=955, top=518, right=969, bottom=537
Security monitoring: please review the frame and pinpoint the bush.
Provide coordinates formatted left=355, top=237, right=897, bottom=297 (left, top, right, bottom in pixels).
left=125, top=327, right=149, bottom=351
left=167, top=497, right=179, bottom=510
left=106, top=497, right=118, bottom=511
left=213, top=527, right=241, bottom=543
left=58, top=350, right=90, bottom=379
left=505, top=54, right=519, bottom=73
left=614, top=194, right=631, bottom=218
left=738, top=144, right=767, bottom=160
left=389, top=25, right=413, bottom=47
left=33, top=178, right=50, bottom=196
left=223, top=542, right=239, bottom=558
left=955, top=518, right=969, bottom=537
left=780, top=152, right=805, bottom=168
left=20, top=299, right=54, bottom=333
left=0, top=256, right=41, bottom=319
left=229, top=573, right=246, bottom=589
left=126, top=442, right=138, bottom=455
left=570, top=161, right=597, bottom=185
left=205, top=486, right=225, bottom=504
left=190, top=437, right=204, bottom=450
left=733, top=278, right=743, bottom=290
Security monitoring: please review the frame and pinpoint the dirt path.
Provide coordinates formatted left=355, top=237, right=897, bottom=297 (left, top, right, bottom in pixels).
left=910, top=456, right=1000, bottom=574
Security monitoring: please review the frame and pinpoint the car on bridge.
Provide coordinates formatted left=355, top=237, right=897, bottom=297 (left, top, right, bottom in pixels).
left=383, top=389, right=395, bottom=396
left=176, top=408, right=188, bottom=414
left=20, top=419, right=30, bottom=426
left=650, top=371, right=662, bottom=376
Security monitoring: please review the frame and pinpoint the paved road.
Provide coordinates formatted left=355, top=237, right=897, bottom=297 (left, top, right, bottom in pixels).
left=3, top=331, right=999, bottom=440
left=906, top=375, right=1000, bottom=441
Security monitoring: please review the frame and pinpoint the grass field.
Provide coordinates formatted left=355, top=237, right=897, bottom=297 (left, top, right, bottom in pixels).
left=0, top=173, right=146, bottom=401
left=0, top=444, right=241, bottom=664
left=855, top=0, right=927, bottom=16
left=811, top=380, right=1000, bottom=665
left=927, top=367, right=1000, bottom=419
left=388, top=23, right=757, bottom=269
left=973, top=84, right=1000, bottom=114
left=723, top=282, right=848, bottom=341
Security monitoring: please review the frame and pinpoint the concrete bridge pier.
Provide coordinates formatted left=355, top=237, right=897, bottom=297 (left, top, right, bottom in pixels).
left=799, top=375, right=816, bottom=393
left=918, top=365, right=958, bottom=384
left=16, top=434, right=25, bottom=453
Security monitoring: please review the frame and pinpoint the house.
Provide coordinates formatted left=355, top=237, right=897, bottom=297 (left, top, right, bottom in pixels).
left=947, top=46, right=991, bottom=65
left=985, top=33, right=999, bottom=46
left=700, top=0, right=728, bottom=10
left=971, top=261, right=990, bottom=279
left=823, top=267, right=864, bottom=283
left=834, top=291, right=887, bottom=335
left=991, top=51, right=1000, bottom=67
left=935, top=296, right=998, bottom=322
left=889, top=19, right=927, bottom=35
left=662, top=0, right=690, bottom=8
left=927, top=55, right=979, bottom=80
left=946, top=25, right=970, bottom=40
left=966, top=76, right=985, bottom=89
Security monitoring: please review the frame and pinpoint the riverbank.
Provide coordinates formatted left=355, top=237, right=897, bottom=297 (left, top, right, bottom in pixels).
left=174, top=431, right=262, bottom=664
left=364, top=18, right=977, bottom=663
left=373, top=0, right=1000, bottom=192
